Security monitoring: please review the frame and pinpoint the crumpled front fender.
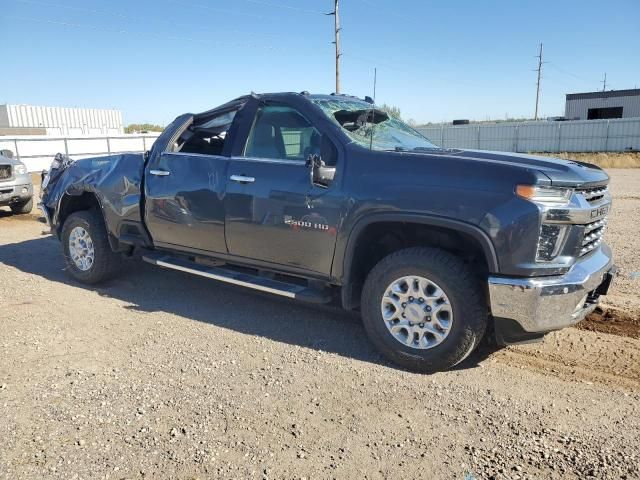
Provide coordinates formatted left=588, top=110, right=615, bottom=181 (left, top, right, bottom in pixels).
left=41, top=153, right=145, bottom=239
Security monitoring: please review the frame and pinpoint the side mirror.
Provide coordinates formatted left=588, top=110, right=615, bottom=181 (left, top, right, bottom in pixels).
left=1, top=149, right=14, bottom=159
left=307, top=154, right=336, bottom=187
left=306, top=134, right=337, bottom=187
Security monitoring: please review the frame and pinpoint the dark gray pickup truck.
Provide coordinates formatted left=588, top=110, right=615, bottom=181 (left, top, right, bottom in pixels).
left=40, top=92, right=615, bottom=372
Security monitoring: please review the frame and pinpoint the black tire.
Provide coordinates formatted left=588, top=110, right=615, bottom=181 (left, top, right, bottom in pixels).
left=61, top=210, right=121, bottom=284
left=10, top=198, right=33, bottom=214
left=361, top=247, right=487, bottom=373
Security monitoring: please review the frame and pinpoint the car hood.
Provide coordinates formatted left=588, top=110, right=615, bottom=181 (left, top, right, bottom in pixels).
left=0, top=154, right=23, bottom=166
left=454, top=150, right=609, bottom=186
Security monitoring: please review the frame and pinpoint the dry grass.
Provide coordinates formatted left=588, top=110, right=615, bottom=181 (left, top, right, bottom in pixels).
left=536, top=152, right=640, bottom=168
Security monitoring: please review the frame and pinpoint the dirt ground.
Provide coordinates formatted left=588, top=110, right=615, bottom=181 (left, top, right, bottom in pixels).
left=539, top=152, right=640, bottom=169
left=1, top=170, right=639, bottom=479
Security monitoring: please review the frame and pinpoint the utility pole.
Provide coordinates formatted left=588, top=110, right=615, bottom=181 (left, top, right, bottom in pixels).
left=327, top=0, right=341, bottom=94
left=601, top=72, right=607, bottom=92
left=534, top=43, right=543, bottom=120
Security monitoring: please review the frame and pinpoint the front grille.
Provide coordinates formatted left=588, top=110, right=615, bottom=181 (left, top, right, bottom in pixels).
left=580, top=217, right=607, bottom=256
left=0, top=165, right=11, bottom=180
left=577, top=185, right=608, bottom=204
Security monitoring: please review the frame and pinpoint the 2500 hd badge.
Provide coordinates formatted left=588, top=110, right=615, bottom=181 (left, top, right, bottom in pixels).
left=284, top=215, right=330, bottom=231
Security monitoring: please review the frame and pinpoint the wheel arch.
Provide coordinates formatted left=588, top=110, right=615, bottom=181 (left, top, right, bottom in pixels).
left=56, top=190, right=120, bottom=251
left=338, top=213, right=499, bottom=310
left=57, top=191, right=101, bottom=230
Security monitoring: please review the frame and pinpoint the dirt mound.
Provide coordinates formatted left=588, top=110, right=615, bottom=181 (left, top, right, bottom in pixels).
left=577, top=307, right=640, bottom=339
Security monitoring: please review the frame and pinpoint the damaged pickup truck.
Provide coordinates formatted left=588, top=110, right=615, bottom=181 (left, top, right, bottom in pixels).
left=40, top=92, right=615, bottom=372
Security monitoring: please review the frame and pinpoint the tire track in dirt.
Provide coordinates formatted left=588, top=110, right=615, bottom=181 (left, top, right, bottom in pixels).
left=492, top=328, right=640, bottom=390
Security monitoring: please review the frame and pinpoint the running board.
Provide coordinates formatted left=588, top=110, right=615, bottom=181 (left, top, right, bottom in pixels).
left=142, top=253, right=331, bottom=304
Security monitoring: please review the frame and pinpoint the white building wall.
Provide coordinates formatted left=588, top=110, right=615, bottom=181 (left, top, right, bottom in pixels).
left=0, top=104, right=124, bottom=134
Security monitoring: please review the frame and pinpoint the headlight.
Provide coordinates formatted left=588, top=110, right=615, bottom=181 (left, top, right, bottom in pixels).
left=516, top=185, right=573, bottom=207
left=14, top=164, right=27, bottom=175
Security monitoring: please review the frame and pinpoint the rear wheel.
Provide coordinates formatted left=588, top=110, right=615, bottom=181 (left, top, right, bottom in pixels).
left=361, top=247, right=487, bottom=373
left=61, top=210, right=121, bottom=284
left=10, top=198, right=33, bottom=214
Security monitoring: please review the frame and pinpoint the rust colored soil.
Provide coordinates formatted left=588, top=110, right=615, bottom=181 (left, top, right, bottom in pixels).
left=577, top=307, right=640, bottom=339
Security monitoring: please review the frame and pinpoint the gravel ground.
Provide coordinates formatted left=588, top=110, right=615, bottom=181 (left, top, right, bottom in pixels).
left=600, top=170, right=640, bottom=317
left=0, top=169, right=639, bottom=479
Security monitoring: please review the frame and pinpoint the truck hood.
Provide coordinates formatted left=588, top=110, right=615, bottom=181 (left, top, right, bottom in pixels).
left=455, top=150, right=609, bottom=186
left=0, top=154, right=24, bottom=166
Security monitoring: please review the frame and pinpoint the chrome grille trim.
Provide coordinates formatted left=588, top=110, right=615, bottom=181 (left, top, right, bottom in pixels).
left=584, top=218, right=607, bottom=234
left=577, top=185, right=608, bottom=204
left=580, top=218, right=608, bottom=256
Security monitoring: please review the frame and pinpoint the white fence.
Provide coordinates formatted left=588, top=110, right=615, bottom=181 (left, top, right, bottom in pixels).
left=0, top=134, right=161, bottom=172
left=417, top=117, right=640, bottom=153
left=4, top=117, right=639, bottom=172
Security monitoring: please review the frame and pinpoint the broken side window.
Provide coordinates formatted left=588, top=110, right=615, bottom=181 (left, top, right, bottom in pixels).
left=172, top=109, right=239, bottom=156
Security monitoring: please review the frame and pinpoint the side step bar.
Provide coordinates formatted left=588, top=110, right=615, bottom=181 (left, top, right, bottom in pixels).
left=142, top=253, right=331, bottom=304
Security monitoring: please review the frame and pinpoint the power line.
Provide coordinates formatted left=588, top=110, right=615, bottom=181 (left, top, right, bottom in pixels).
left=239, top=0, right=326, bottom=14
left=0, top=14, right=280, bottom=51
left=546, top=62, right=594, bottom=85
left=356, top=0, right=419, bottom=23
left=13, top=0, right=278, bottom=30
left=13, top=0, right=291, bottom=24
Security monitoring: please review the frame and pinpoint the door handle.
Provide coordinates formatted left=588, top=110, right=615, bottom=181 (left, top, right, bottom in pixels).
left=230, top=175, right=255, bottom=183
left=150, top=169, right=170, bottom=176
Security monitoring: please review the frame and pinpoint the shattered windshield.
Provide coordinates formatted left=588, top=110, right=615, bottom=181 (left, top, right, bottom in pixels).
left=311, top=98, right=438, bottom=152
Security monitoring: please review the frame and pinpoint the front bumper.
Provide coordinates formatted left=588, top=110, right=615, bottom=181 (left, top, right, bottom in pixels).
left=0, top=182, right=33, bottom=206
left=488, top=243, right=614, bottom=337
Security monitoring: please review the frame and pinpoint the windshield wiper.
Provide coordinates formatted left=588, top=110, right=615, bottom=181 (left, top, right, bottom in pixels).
left=381, top=146, right=407, bottom=152
left=411, top=146, right=440, bottom=152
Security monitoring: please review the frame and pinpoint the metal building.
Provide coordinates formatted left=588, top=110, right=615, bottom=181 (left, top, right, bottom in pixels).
left=0, top=104, right=124, bottom=136
left=565, top=89, right=640, bottom=120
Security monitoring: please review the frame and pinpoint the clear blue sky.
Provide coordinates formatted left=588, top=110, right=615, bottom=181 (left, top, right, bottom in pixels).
left=1, top=0, right=639, bottom=125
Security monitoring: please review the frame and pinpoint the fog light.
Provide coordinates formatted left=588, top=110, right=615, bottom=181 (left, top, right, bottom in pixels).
left=22, top=187, right=28, bottom=193
left=536, top=224, right=568, bottom=262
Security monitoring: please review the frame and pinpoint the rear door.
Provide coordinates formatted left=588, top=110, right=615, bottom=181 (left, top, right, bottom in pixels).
left=224, top=102, right=343, bottom=275
left=144, top=105, right=246, bottom=254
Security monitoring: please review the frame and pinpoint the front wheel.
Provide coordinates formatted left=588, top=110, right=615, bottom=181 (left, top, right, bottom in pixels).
left=361, top=247, right=487, bottom=373
left=10, top=198, right=33, bottom=214
left=61, top=210, right=121, bottom=284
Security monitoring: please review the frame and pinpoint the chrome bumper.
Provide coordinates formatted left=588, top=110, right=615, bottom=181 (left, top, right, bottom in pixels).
left=488, top=244, right=614, bottom=333
left=0, top=183, right=32, bottom=205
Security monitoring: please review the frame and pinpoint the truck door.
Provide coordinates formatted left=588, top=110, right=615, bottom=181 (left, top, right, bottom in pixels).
left=144, top=104, right=245, bottom=254
left=224, top=103, right=343, bottom=275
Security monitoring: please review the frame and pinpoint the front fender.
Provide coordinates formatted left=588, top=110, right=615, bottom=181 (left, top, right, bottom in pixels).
left=43, top=154, right=145, bottom=239
left=332, top=211, right=499, bottom=298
